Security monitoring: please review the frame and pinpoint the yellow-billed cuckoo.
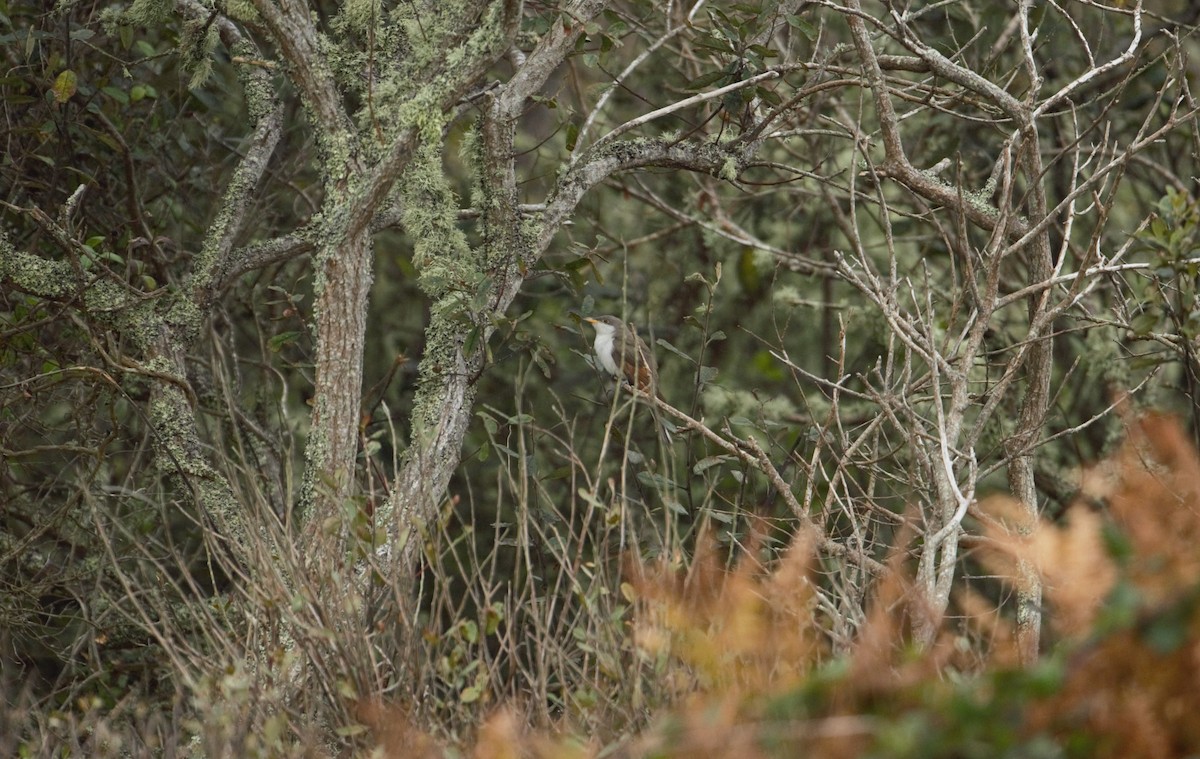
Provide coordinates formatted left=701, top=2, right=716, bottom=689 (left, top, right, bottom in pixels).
left=585, top=315, right=658, bottom=394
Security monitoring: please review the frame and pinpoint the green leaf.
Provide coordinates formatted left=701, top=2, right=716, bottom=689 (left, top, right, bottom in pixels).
left=459, top=685, right=482, bottom=703
left=463, top=326, right=480, bottom=356
left=477, top=411, right=499, bottom=435
left=130, top=84, right=156, bottom=101
left=708, top=509, right=734, bottom=524
left=1129, top=312, right=1158, bottom=336
left=459, top=619, right=478, bottom=643
left=663, top=498, right=688, bottom=515
left=756, top=85, right=782, bottom=106
left=102, top=85, right=128, bottom=105
left=267, top=331, right=303, bottom=352
left=51, top=69, right=77, bottom=103
left=485, top=603, right=504, bottom=635
left=637, top=471, right=679, bottom=491
left=685, top=70, right=729, bottom=91
left=786, top=14, right=817, bottom=40
left=693, top=455, right=733, bottom=474
left=656, top=338, right=695, bottom=364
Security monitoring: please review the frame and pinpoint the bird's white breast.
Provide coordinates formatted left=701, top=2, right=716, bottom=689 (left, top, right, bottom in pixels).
left=592, top=329, right=620, bottom=376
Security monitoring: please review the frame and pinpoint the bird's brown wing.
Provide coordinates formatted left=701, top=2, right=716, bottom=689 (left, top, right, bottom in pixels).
left=618, top=330, right=658, bottom=393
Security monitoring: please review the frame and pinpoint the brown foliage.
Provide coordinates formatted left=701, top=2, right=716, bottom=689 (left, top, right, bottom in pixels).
left=1024, top=414, right=1200, bottom=758
left=349, top=414, right=1200, bottom=757
left=622, top=525, right=825, bottom=697
left=568, top=414, right=1200, bottom=757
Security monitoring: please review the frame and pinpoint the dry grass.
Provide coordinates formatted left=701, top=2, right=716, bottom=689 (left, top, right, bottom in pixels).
left=12, top=413, right=1200, bottom=757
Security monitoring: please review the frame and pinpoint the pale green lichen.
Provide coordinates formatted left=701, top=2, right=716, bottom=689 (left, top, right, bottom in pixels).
left=358, top=0, right=507, bottom=136
left=231, top=39, right=277, bottom=122
left=165, top=294, right=203, bottom=343
left=125, top=0, right=172, bottom=25
left=402, top=139, right=474, bottom=298
left=719, top=156, right=739, bottom=181
left=179, top=16, right=219, bottom=89
left=190, top=90, right=276, bottom=297
left=112, top=300, right=161, bottom=352
left=772, top=285, right=804, bottom=307
left=0, top=243, right=161, bottom=342
left=338, top=0, right=383, bottom=34
left=223, top=0, right=259, bottom=24
left=0, top=245, right=72, bottom=299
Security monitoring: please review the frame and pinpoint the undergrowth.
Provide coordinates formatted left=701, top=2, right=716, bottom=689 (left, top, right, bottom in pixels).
left=8, top=413, right=1200, bottom=757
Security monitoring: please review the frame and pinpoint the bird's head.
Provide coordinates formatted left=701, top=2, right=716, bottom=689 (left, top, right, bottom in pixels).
left=584, top=315, right=623, bottom=337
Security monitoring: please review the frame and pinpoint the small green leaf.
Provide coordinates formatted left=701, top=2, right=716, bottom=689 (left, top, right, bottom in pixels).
left=637, top=471, right=679, bottom=491
left=459, top=620, right=478, bottom=643
left=693, top=455, right=732, bottom=474
left=485, top=603, right=504, bottom=635
left=130, top=84, right=156, bottom=102
left=685, top=70, right=728, bottom=91
left=51, top=69, right=77, bottom=103
left=267, top=331, right=303, bottom=352
left=786, top=14, right=817, bottom=40
left=102, top=85, right=128, bottom=105
left=656, top=338, right=695, bottom=364
left=664, top=498, right=687, bottom=515
left=1129, top=312, right=1158, bottom=336
left=756, top=85, right=782, bottom=106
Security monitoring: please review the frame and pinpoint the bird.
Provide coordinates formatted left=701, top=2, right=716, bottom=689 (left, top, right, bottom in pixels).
left=584, top=315, right=658, bottom=395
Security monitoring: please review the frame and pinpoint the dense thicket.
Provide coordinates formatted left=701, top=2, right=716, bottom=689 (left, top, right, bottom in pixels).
left=3, top=0, right=1200, bottom=754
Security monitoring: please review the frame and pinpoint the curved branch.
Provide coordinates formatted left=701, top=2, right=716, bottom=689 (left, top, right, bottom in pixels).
left=843, top=0, right=1029, bottom=240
